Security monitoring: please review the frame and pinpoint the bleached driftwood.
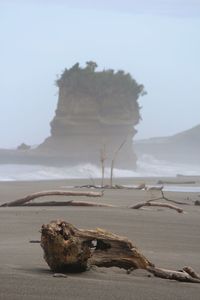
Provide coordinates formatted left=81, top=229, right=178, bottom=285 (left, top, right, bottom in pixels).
left=146, top=189, right=189, bottom=206
left=75, top=183, right=146, bottom=190
left=131, top=201, right=183, bottom=213
left=0, top=190, right=103, bottom=207
left=147, top=266, right=200, bottom=283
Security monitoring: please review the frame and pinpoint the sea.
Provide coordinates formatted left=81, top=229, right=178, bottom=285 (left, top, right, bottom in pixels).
left=0, top=154, right=199, bottom=182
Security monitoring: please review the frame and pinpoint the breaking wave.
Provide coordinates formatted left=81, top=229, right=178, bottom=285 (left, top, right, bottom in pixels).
left=0, top=155, right=199, bottom=181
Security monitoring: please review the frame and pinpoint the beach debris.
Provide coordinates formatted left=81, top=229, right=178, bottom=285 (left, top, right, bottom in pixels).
left=195, top=200, right=200, bottom=206
left=40, top=220, right=200, bottom=284
left=41, top=220, right=153, bottom=273
left=147, top=266, right=200, bottom=283
left=130, top=188, right=187, bottom=213
left=75, top=183, right=146, bottom=190
left=131, top=201, right=183, bottom=213
left=147, top=189, right=189, bottom=206
left=157, top=180, right=196, bottom=185
left=145, top=185, right=164, bottom=191
left=53, top=273, right=68, bottom=278
left=0, top=190, right=103, bottom=207
left=29, top=240, right=41, bottom=243
left=18, top=201, right=113, bottom=207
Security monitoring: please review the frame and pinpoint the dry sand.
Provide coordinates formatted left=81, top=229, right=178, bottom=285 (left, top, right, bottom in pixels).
left=0, top=178, right=200, bottom=300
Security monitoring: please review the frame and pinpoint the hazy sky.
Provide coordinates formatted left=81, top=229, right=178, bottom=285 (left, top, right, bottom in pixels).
left=1, top=0, right=200, bottom=148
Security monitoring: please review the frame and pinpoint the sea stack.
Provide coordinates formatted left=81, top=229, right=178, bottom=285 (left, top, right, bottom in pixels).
left=38, top=62, right=146, bottom=168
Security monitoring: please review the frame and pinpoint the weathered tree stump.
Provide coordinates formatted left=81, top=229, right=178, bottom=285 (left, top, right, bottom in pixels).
left=40, top=220, right=200, bottom=283
left=41, top=220, right=153, bottom=272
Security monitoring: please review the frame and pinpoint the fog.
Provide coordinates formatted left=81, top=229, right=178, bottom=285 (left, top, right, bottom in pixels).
left=1, top=0, right=200, bottom=148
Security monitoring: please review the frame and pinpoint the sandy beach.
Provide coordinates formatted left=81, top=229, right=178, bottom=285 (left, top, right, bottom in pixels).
left=0, top=177, right=200, bottom=300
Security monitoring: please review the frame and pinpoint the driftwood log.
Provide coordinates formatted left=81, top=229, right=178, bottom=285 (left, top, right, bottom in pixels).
left=40, top=220, right=200, bottom=283
left=0, top=190, right=103, bottom=207
left=41, top=220, right=153, bottom=272
left=146, top=189, right=189, bottom=206
left=131, top=201, right=183, bottom=213
left=157, top=180, right=196, bottom=185
left=75, top=183, right=146, bottom=190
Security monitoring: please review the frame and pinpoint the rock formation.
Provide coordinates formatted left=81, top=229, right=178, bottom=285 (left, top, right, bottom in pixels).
left=37, top=62, right=146, bottom=168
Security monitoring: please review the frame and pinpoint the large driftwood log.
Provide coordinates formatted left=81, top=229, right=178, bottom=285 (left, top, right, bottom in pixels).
left=40, top=220, right=200, bottom=283
left=0, top=190, right=103, bottom=207
left=41, top=220, right=153, bottom=272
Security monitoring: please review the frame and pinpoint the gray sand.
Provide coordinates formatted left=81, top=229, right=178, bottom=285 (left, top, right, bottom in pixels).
left=0, top=178, right=200, bottom=300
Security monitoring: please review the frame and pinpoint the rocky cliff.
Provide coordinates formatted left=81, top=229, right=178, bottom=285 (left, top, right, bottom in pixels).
left=38, top=62, right=146, bottom=168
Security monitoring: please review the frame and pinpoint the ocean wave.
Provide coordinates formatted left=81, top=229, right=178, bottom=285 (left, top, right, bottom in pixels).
left=0, top=155, right=199, bottom=181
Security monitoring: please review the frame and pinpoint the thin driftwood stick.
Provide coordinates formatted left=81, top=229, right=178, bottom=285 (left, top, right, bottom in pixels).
left=100, top=144, right=107, bottom=188
left=131, top=201, right=183, bottom=213
left=0, top=190, right=103, bottom=207
left=147, top=266, right=200, bottom=283
left=110, top=135, right=129, bottom=187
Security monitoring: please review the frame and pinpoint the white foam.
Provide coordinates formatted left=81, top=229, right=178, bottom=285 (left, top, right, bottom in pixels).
left=0, top=155, right=199, bottom=181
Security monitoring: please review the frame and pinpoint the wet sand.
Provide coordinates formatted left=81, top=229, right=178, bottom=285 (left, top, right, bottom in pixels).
left=0, top=178, right=200, bottom=300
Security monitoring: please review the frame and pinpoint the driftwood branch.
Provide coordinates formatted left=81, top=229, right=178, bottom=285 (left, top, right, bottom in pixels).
left=147, top=266, right=200, bottom=283
left=152, top=190, right=189, bottom=205
left=40, top=220, right=200, bottom=284
left=0, top=190, right=103, bottom=207
left=131, top=201, right=183, bottom=213
left=182, top=266, right=200, bottom=279
left=131, top=187, right=184, bottom=213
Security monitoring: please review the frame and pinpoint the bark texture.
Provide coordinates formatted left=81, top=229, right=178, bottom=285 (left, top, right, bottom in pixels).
left=41, top=220, right=153, bottom=272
